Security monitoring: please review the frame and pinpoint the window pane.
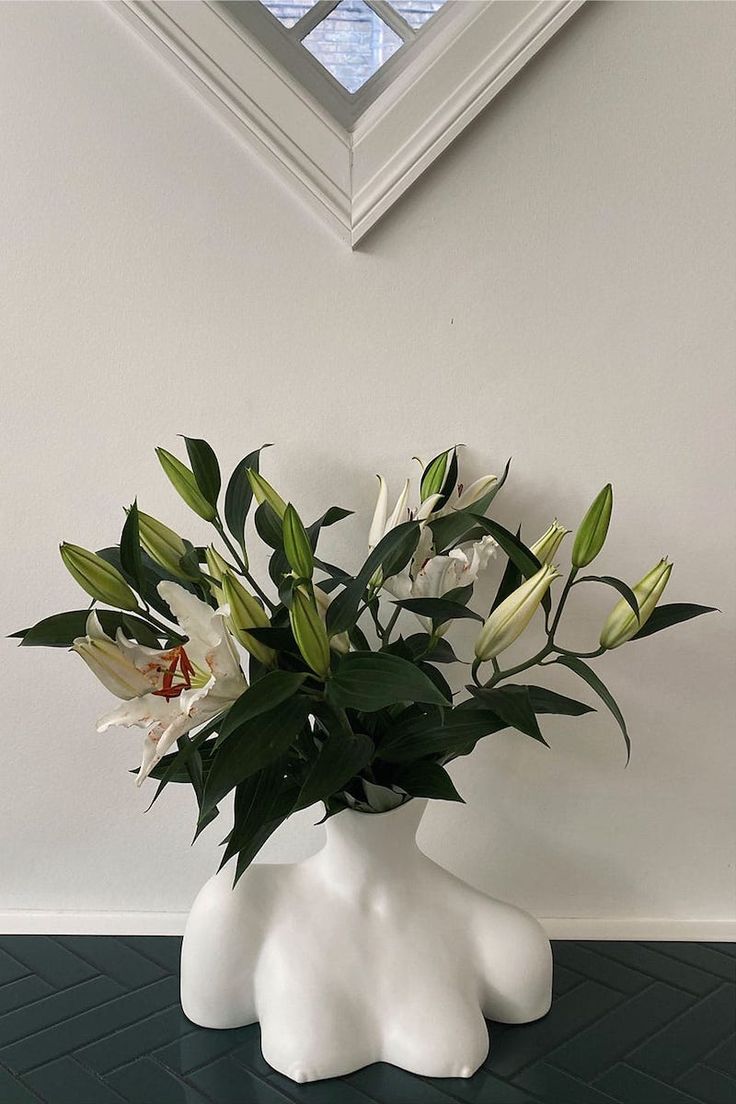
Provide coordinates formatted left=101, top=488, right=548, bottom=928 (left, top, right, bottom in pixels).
left=260, top=1, right=318, bottom=29
left=302, top=0, right=403, bottom=94
left=386, top=1, right=447, bottom=31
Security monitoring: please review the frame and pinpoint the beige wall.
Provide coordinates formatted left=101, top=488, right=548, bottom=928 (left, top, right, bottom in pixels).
left=1, top=1, right=734, bottom=931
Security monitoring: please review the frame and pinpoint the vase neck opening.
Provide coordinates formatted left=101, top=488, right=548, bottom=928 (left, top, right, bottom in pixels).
left=317, top=798, right=428, bottom=882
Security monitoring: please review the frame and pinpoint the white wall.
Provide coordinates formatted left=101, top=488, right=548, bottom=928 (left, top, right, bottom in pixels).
left=1, top=1, right=734, bottom=935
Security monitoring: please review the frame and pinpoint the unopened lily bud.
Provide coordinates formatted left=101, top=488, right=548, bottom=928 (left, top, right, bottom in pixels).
left=222, top=571, right=274, bottom=666
left=600, top=558, right=672, bottom=649
left=60, top=543, right=138, bottom=610
left=455, top=474, right=497, bottom=511
left=156, top=447, right=216, bottom=522
left=530, top=519, right=569, bottom=564
left=572, top=484, right=613, bottom=568
left=246, top=469, right=287, bottom=519
left=204, top=545, right=230, bottom=583
left=475, top=562, right=560, bottom=662
left=137, top=512, right=198, bottom=581
left=283, top=504, right=314, bottom=580
left=420, top=448, right=451, bottom=501
left=290, top=586, right=331, bottom=678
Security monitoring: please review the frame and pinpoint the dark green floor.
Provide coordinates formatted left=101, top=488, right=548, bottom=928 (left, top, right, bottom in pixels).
left=0, top=937, right=733, bottom=1103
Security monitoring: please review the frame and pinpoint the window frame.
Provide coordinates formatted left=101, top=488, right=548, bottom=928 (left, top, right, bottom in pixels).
left=113, top=0, right=584, bottom=246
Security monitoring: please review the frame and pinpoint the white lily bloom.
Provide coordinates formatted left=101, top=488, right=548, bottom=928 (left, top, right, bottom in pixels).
left=386, top=534, right=499, bottom=632
left=367, top=471, right=498, bottom=622
left=73, top=582, right=247, bottom=786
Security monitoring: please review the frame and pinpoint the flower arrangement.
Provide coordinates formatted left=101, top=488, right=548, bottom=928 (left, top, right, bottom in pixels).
left=13, top=440, right=715, bottom=882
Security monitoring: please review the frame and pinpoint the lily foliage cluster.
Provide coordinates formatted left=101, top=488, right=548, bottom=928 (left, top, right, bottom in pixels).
left=14, top=440, right=715, bottom=882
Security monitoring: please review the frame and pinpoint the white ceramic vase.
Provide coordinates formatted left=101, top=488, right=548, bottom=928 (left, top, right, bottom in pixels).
left=181, top=799, right=552, bottom=1083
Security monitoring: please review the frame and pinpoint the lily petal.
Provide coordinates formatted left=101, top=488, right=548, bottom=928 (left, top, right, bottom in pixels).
left=368, top=476, right=388, bottom=549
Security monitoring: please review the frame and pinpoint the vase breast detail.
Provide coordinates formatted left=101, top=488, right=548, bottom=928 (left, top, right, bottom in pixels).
left=180, top=799, right=552, bottom=1083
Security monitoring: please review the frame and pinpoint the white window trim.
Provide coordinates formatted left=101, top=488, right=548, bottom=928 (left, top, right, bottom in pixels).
left=112, top=0, right=584, bottom=246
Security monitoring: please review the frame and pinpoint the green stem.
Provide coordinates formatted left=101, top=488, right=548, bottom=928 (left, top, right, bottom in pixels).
left=384, top=606, right=401, bottom=642
left=213, top=519, right=276, bottom=613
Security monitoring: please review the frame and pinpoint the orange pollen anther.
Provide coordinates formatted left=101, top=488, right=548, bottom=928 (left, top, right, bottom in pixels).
left=152, top=646, right=194, bottom=701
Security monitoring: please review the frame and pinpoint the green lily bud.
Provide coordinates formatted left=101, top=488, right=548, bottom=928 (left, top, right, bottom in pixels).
left=289, top=585, right=330, bottom=678
left=283, top=504, right=314, bottom=580
left=204, top=545, right=230, bottom=583
left=572, top=484, right=613, bottom=568
left=156, top=447, right=216, bottom=522
left=475, top=562, right=560, bottom=662
left=420, top=448, right=451, bottom=501
left=600, top=558, right=673, bottom=649
left=137, top=511, right=198, bottom=581
left=60, top=543, right=138, bottom=610
left=530, top=519, right=569, bottom=564
left=246, top=469, right=287, bottom=519
left=222, top=571, right=274, bottom=666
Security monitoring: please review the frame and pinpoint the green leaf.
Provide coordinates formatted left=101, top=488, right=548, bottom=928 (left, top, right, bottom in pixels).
left=183, top=436, right=221, bottom=508
left=201, top=696, right=310, bottom=815
left=526, top=685, right=595, bottom=716
left=11, top=609, right=161, bottom=648
left=215, top=671, right=308, bottom=748
left=120, top=501, right=144, bottom=595
left=630, top=602, right=718, bottom=641
left=378, top=706, right=507, bottom=762
left=220, top=758, right=297, bottom=867
left=576, top=575, right=640, bottom=621
left=233, top=818, right=288, bottom=886
left=307, top=507, right=353, bottom=550
left=327, top=651, right=450, bottom=713
left=490, top=526, right=523, bottom=612
left=224, top=445, right=271, bottom=547
left=391, top=597, right=483, bottom=627
left=394, top=760, right=464, bottom=802
left=402, top=634, right=459, bottom=664
left=467, top=685, right=547, bottom=745
left=326, top=521, right=420, bottom=635
left=555, top=655, right=630, bottom=763
left=296, top=730, right=374, bottom=811
left=254, top=502, right=284, bottom=550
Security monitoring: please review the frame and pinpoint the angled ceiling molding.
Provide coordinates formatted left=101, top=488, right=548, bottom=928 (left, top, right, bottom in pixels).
left=112, top=1, right=584, bottom=246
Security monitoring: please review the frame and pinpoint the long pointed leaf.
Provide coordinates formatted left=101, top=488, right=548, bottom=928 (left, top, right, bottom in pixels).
left=555, top=655, right=630, bottom=763
left=630, top=602, right=718, bottom=641
left=183, top=436, right=221, bottom=507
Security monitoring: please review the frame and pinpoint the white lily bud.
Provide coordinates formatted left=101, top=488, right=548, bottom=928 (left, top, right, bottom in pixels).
left=600, top=558, right=673, bottom=649
left=529, top=520, right=569, bottom=564
left=455, top=474, right=497, bottom=511
left=475, top=563, right=560, bottom=661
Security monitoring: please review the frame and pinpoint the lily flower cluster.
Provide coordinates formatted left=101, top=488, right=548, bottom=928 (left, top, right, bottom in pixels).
left=14, top=440, right=715, bottom=883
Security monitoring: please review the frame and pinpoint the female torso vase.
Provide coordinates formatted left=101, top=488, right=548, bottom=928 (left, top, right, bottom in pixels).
left=181, top=799, right=552, bottom=1083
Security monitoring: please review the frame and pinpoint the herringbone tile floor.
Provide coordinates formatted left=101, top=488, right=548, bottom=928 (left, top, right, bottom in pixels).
left=0, top=937, right=732, bottom=1103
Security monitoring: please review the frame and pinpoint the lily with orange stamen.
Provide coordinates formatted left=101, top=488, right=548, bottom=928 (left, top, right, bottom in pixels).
left=72, top=582, right=246, bottom=785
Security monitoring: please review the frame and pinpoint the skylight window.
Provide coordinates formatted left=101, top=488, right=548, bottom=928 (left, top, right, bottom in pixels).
left=256, top=0, right=447, bottom=95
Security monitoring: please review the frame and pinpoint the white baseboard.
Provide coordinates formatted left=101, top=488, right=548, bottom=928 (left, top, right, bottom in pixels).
left=0, top=911, right=733, bottom=941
